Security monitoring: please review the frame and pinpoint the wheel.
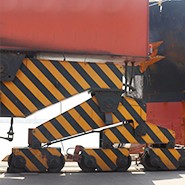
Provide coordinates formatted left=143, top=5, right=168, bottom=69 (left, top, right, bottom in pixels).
left=47, top=155, right=65, bottom=173
left=116, top=155, right=131, bottom=172
left=141, top=152, right=158, bottom=171
left=7, top=155, right=26, bottom=173
left=8, top=153, right=14, bottom=167
left=78, top=155, right=96, bottom=172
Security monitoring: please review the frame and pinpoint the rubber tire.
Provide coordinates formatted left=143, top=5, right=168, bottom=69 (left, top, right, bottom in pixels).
left=48, top=155, right=65, bottom=173
left=116, top=155, right=131, bottom=172
left=78, top=156, right=96, bottom=172
left=142, top=153, right=158, bottom=171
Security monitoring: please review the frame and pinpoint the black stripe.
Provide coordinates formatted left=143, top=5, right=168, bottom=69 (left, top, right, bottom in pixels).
left=89, top=63, right=118, bottom=89
left=21, top=149, right=46, bottom=171
left=150, top=149, right=168, bottom=170
left=14, top=76, right=44, bottom=110
left=1, top=83, right=30, bottom=116
left=86, top=99, right=104, bottom=121
left=33, top=60, right=72, bottom=98
left=121, top=97, right=161, bottom=143
left=112, top=148, right=127, bottom=157
left=135, top=99, right=146, bottom=113
left=52, top=61, right=84, bottom=92
left=113, top=109, right=127, bottom=122
left=0, top=103, right=13, bottom=117
left=94, top=149, right=116, bottom=171
left=74, top=102, right=100, bottom=129
left=106, top=63, right=123, bottom=81
left=160, top=148, right=179, bottom=168
left=110, top=127, right=129, bottom=143
left=37, top=125, right=56, bottom=142
left=159, top=127, right=175, bottom=143
left=50, top=118, right=70, bottom=137
left=63, top=112, right=85, bottom=133
left=21, top=63, right=58, bottom=104
left=71, top=62, right=100, bottom=88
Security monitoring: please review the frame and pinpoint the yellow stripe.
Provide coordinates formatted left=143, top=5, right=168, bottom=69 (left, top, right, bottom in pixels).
left=16, top=150, right=39, bottom=172
left=43, top=121, right=63, bottom=140
left=42, top=60, right=78, bottom=95
left=61, top=61, right=90, bottom=90
left=147, top=122, right=169, bottom=143
left=29, top=149, right=48, bottom=168
left=1, top=92, right=24, bottom=117
left=98, top=64, right=123, bottom=89
left=116, top=64, right=124, bottom=74
left=169, top=149, right=181, bottom=161
left=117, top=126, right=138, bottom=143
left=79, top=62, right=109, bottom=88
left=86, top=149, right=111, bottom=171
left=126, top=97, right=146, bottom=121
left=153, top=149, right=176, bottom=170
left=56, top=116, right=77, bottom=136
left=24, top=59, right=64, bottom=101
left=81, top=101, right=105, bottom=128
left=102, top=149, right=117, bottom=164
left=33, top=129, right=49, bottom=143
left=104, top=130, right=120, bottom=143
left=47, top=148, right=61, bottom=156
left=117, top=103, right=139, bottom=127
left=4, top=81, right=38, bottom=113
left=68, top=109, right=92, bottom=131
left=118, top=148, right=129, bottom=157
left=17, top=70, right=51, bottom=106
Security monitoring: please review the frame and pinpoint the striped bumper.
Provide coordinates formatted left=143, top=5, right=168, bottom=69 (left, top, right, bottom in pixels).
left=142, top=148, right=185, bottom=170
left=81, top=148, right=130, bottom=171
left=8, top=147, right=64, bottom=172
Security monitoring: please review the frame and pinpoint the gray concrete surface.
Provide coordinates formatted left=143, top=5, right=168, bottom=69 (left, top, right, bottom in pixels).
left=0, top=162, right=185, bottom=185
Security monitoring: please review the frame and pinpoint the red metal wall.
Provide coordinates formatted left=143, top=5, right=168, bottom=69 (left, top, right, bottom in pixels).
left=147, top=102, right=185, bottom=145
left=0, top=0, right=148, bottom=57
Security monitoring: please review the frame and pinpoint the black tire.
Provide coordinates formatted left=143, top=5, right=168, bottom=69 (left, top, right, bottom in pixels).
left=78, top=156, right=96, bottom=172
left=141, top=153, right=158, bottom=171
left=116, top=155, right=131, bottom=172
left=48, top=155, right=65, bottom=173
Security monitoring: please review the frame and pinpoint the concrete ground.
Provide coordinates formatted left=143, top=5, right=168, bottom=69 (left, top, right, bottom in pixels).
left=0, top=161, right=185, bottom=185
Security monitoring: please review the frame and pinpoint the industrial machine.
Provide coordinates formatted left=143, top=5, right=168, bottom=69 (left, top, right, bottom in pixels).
left=0, top=0, right=185, bottom=172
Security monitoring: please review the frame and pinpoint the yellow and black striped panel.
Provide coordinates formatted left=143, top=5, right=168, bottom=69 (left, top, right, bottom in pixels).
left=11, top=147, right=61, bottom=172
left=0, top=58, right=123, bottom=117
left=83, top=148, right=129, bottom=171
left=102, top=122, right=175, bottom=146
left=32, top=96, right=147, bottom=144
left=148, top=148, right=185, bottom=170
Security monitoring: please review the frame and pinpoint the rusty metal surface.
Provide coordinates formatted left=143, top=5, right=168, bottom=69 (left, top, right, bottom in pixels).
left=147, top=101, right=185, bottom=145
left=0, top=0, right=148, bottom=58
left=144, top=1, right=185, bottom=101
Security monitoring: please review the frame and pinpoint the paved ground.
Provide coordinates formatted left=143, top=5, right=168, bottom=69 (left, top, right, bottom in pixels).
left=0, top=162, right=185, bottom=185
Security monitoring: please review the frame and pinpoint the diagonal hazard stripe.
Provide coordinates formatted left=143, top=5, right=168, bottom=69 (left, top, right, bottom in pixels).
left=21, top=149, right=47, bottom=172
left=25, top=59, right=64, bottom=101
left=4, top=81, right=38, bottom=113
left=151, top=149, right=176, bottom=170
left=16, top=150, right=39, bottom=172
left=1, top=58, right=123, bottom=117
left=95, top=149, right=117, bottom=170
left=85, top=150, right=111, bottom=171
left=60, top=61, right=90, bottom=90
left=1, top=92, right=24, bottom=117
left=17, top=69, right=51, bottom=107
left=42, top=60, right=78, bottom=96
